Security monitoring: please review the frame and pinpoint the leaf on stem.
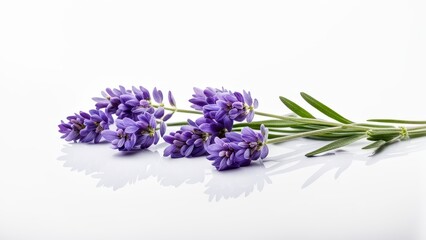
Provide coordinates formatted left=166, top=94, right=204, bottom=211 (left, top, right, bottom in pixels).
left=371, top=136, right=401, bottom=155
left=362, top=140, right=386, bottom=149
left=305, top=134, right=365, bottom=157
left=300, top=92, right=353, bottom=124
left=279, top=96, right=315, bottom=118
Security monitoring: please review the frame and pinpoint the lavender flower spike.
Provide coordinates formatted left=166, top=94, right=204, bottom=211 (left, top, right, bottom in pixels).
left=235, top=125, right=269, bottom=164
left=189, top=87, right=228, bottom=110
left=213, top=90, right=258, bottom=123
left=101, top=112, right=159, bottom=151
left=92, top=86, right=130, bottom=116
left=80, top=109, right=113, bottom=143
left=206, top=125, right=269, bottom=171
left=125, top=112, right=160, bottom=149
left=102, top=128, right=137, bottom=151
left=163, top=119, right=210, bottom=158
left=206, top=134, right=244, bottom=171
left=58, top=112, right=87, bottom=142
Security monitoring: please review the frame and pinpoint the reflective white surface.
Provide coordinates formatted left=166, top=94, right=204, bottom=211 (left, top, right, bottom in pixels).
left=1, top=1, right=426, bottom=239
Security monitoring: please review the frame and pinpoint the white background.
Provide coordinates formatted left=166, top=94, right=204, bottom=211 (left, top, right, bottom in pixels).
left=1, top=1, right=426, bottom=239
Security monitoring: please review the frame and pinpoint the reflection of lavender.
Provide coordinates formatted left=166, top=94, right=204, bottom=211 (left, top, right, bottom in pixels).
left=204, top=162, right=272, bottom=201
left=58, top=143, right=209, bottom=190
left=57, top=137, right=426, bottom=199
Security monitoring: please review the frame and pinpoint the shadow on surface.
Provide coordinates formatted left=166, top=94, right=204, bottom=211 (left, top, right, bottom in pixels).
left=57, top=137, right=426, bottom=200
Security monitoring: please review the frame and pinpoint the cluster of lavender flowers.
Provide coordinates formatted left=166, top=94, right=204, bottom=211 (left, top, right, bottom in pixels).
left=163, top=87, right=269, bottom=170
left=59, top=86, right=174, bottom=151
left=59, top=86, right=269, bottom=171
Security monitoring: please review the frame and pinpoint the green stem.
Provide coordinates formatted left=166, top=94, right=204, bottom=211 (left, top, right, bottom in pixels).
left=254, top=111, right=341, bottom=127
left=266, top=126, right=344, bottom=144
left=408, top=125, right=426, bottom=131
left=166, top=121, right=189, bottom=127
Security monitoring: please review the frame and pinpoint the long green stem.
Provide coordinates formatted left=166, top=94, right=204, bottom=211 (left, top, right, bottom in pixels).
left=266, top=126, right=344, bottom=144
left=408, top=125, right=426, bottom=131
left=254, top=111, right=341, bottom=127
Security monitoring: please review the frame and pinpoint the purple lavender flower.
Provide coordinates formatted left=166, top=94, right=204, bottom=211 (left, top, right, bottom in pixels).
left=92, top=86, right=130, bottom=116
left=116, top=86, right=168, bottom=121
left=196, top=116, right=229, bottom=138
left=163, top=119, right=210, bottom=158
left=189, top=87, right=228, bottom=110
left=58, top=112, right=87, bottom=142
left=101, top=128, right=136, bottom=151
left=235, top=125, right=269, bottom=164
left=101, top=112, right=160, bottom=151
left=206, top=134, right=245, bottom=171
left=207, top=90, right=258, bottom=123
left=79, top=109, right=113, bottom=143
left=116, top=93, right=147, bottom=120
left=122, top=112, right=160, bottom=149
left=206, top=125, right=269, bottom=171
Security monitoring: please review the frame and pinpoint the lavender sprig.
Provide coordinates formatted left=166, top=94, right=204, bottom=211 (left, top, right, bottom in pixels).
left=59, top=85, right=426, bottom=172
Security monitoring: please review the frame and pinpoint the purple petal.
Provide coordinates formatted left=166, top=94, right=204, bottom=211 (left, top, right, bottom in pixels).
left=120, top=94, right=135, bottom=102
left=152, top=87, right=163, bottom=103
left=163, top=113, right=173, bottom=122
left=246, top=111, right=254, bottom=122
left=64, top=131, right=79, bottom=141
left=140, top=86, right=150, bottom=99
left=243, top=90, right=253, bottom=106
left=223, top=117, right=233, bottom=132
left=207, top=144, right=223, bottom=153
left=149, top=114, right=156, bottom=128
left=123, top=118, right=137, bottom=127
left=260, top=145, right=269, bottom=159
left=234, top=92, right=244, bottom=102
left=154, top=107, right=165, bottom=119
left=130, top=134, right=137, bottom=147
left=261, top=124, right=268, bottom=140
left=215, top=110, right=227, bottom=121
left=160, top=122, right=166, bottom=137
left=94, top=133, right=102, bottom=143
left=232, top=102, right=244, bottom=109
left=154, top=132, right=159, bottom=145
left=115, top=119, right=126, bottom=129
left=225, top=132, right=242, bottom=142
left=241, top=127, right=257, bottom=142
left=184, top=144, right=195, bottom=157
left=102, top=130, right=117, bottom=142
left=164, top=145, right=176, bottom=157
left=253, top=99, right=259, bottom=108
left=244, top=148, right=251, bottom=159
left=125, top=126, right=139, bottom=134
left=218, top=159, right=227, bottom=171
left=125, top=139, right=133, bottom=150
left=168, top=91, right=176, bottom=107
left=125, top=99, right=140, bottom=107
left=92, top=97, right=106, bottom=102
left=163, top=134, right=175, bottom=144
left=79, top=111, right=90, bottom=119
left=117, top=138, right=125, bottom=148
